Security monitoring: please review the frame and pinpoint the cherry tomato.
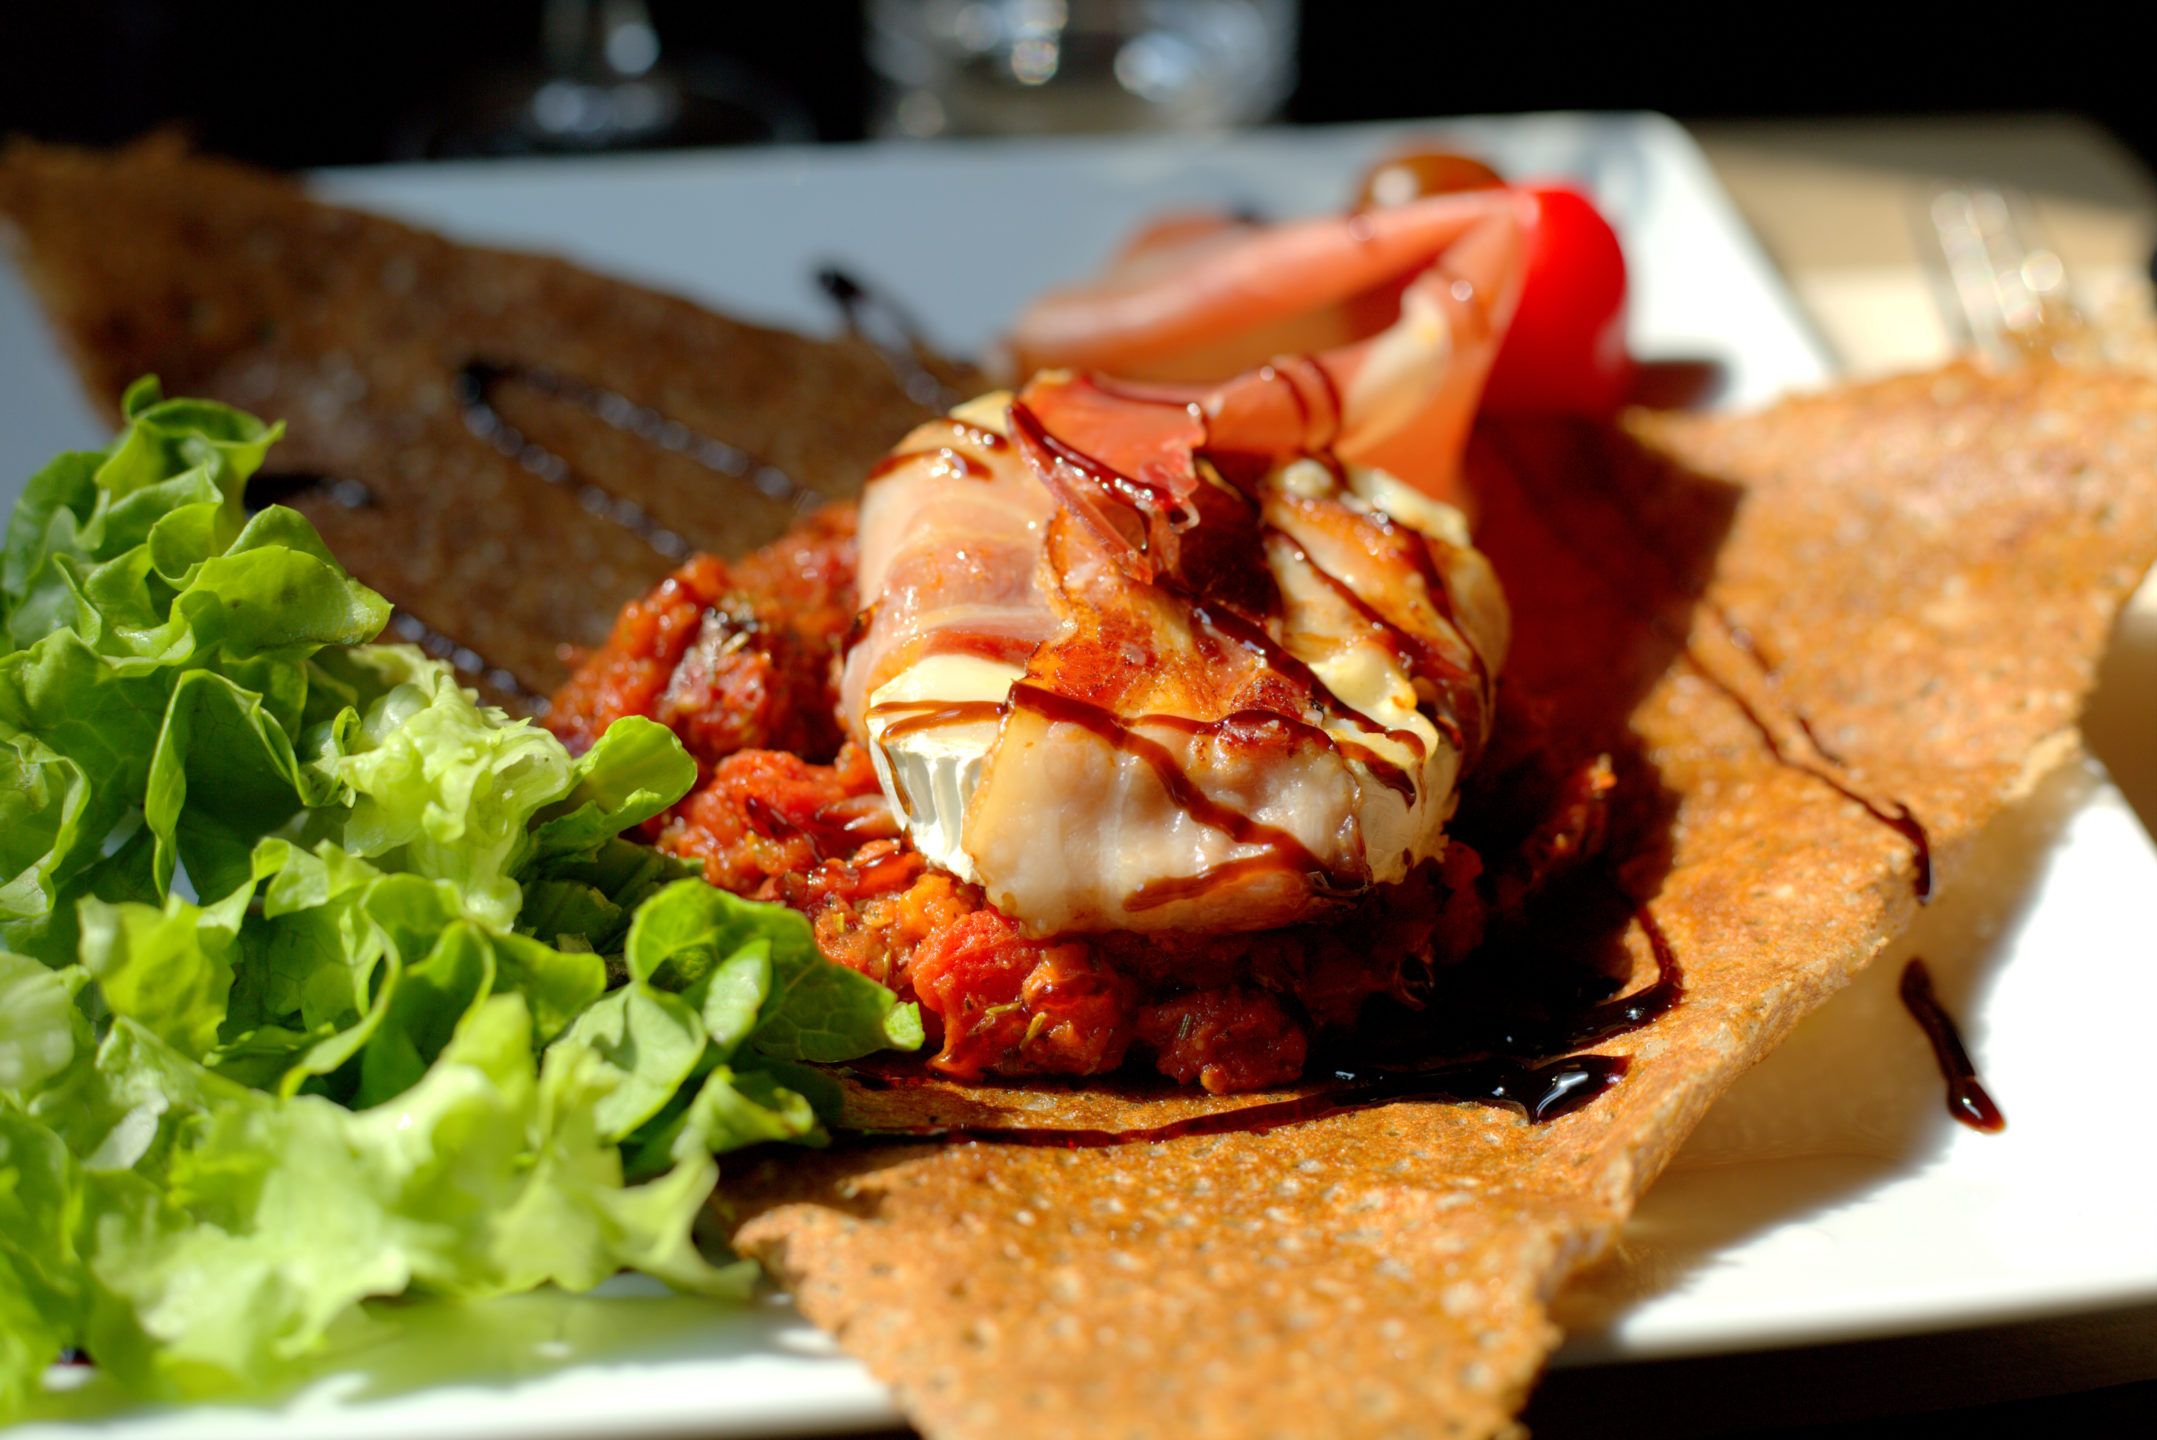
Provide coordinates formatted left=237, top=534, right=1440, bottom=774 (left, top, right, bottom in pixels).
left=1481, top=185, right=1634, bottom=415
left=1349, top=152, right=1632, bottom=416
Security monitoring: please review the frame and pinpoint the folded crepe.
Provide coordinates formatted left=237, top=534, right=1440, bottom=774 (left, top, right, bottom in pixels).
left=714, top=363, right=2157, bottom=1440
left=0, top=137, right=969, bottom=698
left=7, top=138, right=2155, bottom=1440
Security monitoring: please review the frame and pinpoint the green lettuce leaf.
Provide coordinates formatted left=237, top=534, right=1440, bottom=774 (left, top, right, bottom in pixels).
left=76, top=878, right=252, bottom=1064
left=622, top=1063, right=824, bottom=1181
left=0, top=951, right=89, bottom=1096
left=141, top=667, right=319, bottom=901
left=0, top=382, right=917, bottom=1418
left=2, top=377, right=271, bottom=654
left=627, top=878, right=922, bottom=1061
left=0, top=380, right=386, bottom=965
left=556, top=984, right=709, bottom=1145
left=0, top=633, right=185, bottom=962
left=319, top=665, right=574, bottom=930
left=528, top=715, right=697, bottom=869
left=696, top=943, right=774, bottom=1058
left=1, top=449, right=103, bottom=652
left=518, top=836, right=699, bottom=957
left=0, top=1105, right=91, bottom=1413
left=41, top=998, right=746, bottom=1402
left=488, top=930, right=607, bottom=1044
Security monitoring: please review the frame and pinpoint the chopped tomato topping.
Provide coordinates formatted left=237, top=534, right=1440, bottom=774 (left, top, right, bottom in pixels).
left=908, top=909, right=1139, bottom=1079
left=546, top=514, right=1602, bottom=1094
left=547, top=507, right=857, bottom=764
left=1138, top=986, right=1307, bottom=1095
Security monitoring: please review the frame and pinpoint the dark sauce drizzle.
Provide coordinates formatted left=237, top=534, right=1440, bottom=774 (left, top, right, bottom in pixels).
left=1696, top=603, right=1933, bottom=899
left=1897, top=957, right=2005, bottom=1132
left=1040, top=370, right=1477, bottom=772
left=850, top=1055, right=1630, bottom=1149
left=1469, top=906, right=1687, bottom=1056
left=870, top=689, right=1413, bottom=857
left=1712, top=608, right=1849, bottom=765
left=1008, top=682, right=1335, bottom=896
left=1482, top=426, right=1935, bottom=903
left=1089, top=356, right=1344, bottom=455
left=246, top=470, right=378, bottom=514
left=454, top=359, right=824, bottom=567
left=847, top=910, right=1684, bottom=1148
left=1009, top=396, right=1184, bottom=536
left=1188, top=599, right=1426, bottom=769
left=817, top=265, right=964, bottom=412
left=874, top=697, right=1007, bottom=740
left=1006, top=379, right=1461, bottom=782
left=1682, top=644, right=1934, bottom=902
left=1284, top=536, right=1480, bottom=754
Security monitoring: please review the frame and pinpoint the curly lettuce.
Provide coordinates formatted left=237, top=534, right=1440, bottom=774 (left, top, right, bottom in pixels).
left=0, top=382, right=917, bottom=1417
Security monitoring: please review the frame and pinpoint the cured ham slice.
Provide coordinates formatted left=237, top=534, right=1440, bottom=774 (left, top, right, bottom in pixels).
left=1005, top=187, right=1531, bottom=506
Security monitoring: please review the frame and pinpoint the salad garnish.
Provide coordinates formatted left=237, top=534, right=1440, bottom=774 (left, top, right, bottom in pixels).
left=0, top=380, right=920, bottom=1416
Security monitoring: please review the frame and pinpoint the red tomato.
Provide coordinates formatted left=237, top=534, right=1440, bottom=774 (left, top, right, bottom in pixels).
left=1481, top=185, right=1634, bottom=415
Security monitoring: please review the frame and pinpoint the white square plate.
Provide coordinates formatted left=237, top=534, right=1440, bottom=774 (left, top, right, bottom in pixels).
left=6, top=113, right=2155, bottom=1437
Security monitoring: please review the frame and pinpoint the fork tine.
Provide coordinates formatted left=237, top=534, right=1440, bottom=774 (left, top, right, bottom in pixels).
left=1918, top=181, right=2084, bottom=366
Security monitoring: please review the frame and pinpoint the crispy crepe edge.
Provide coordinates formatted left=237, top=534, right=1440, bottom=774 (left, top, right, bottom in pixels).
left=714, top=362, right=2157, bottom=1440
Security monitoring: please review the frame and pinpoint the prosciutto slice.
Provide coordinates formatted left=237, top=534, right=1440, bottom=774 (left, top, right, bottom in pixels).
left=1006, top=187, right=1530, bottom=506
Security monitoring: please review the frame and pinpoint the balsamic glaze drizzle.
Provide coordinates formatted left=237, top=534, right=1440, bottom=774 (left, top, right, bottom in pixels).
left=846, top=911, right=1683, bottom=1148
left=1472, top=906, right=1686, bottom=1057
left=1898, top=957, right=2005, bottom=1132
left=1008, top=682, right=1333, bottom=890
left=1687, top=604, right=1934, bottom=900
left=1685, top=646, right=1936, bottom=902
left=1284, top=535, right=1479, bottom=754
left=1483, top=426, right=1935, bottom=903
left=817, top=265, right=964, bottom=412
left=245, top=471, right=377, bottom=514
left=848, top=1054, right=1631, bottom=1149
left=1716, top=607, right=1856, bottom=767
left=240, top=363, right=835, bottom=710
left=453, top=359, right=823, bottom=567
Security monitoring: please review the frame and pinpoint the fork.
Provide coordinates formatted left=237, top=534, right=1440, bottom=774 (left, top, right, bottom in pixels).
left=1918, top=182, right=2090, bottom=366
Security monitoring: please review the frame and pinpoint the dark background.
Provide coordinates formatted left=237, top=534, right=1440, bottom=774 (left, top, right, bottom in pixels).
left=3, top=1, right=2152, bottom=171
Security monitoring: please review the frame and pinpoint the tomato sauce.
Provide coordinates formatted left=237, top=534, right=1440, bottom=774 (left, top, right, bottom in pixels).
left=549, top=509, right=1517, bottom=1095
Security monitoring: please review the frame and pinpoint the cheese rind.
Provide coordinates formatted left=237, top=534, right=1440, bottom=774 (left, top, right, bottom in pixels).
left=864, top=653, right=1027, bottom=885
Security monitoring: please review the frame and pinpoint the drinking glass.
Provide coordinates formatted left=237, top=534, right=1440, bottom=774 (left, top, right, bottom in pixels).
left=867, top=0, right=1298, bottom=138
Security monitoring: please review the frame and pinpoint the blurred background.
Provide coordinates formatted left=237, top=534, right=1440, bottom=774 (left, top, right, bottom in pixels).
left=2, top=0, right=2152, bottom=170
